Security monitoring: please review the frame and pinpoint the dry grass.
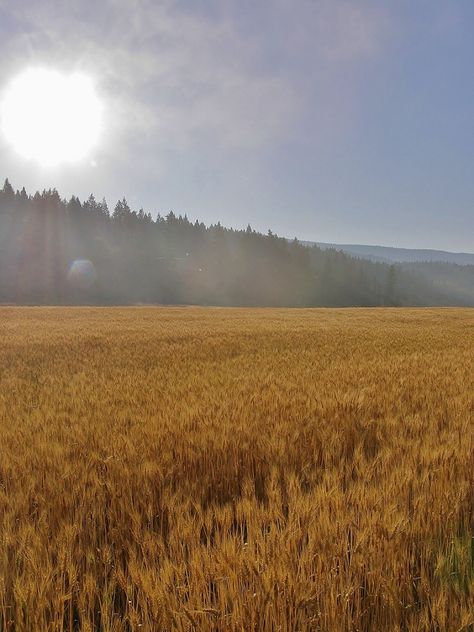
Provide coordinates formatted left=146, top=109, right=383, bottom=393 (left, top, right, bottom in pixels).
left=0, top=307, right=473, bottom=632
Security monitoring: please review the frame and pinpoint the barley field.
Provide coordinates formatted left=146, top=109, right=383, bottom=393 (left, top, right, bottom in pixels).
left=0, top=307, right=473, bottom=632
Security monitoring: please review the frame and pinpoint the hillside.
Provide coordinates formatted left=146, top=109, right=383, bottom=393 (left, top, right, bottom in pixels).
left=0, top=179, right=473, bottom=307
left=312, top=242, right=474, bottom=265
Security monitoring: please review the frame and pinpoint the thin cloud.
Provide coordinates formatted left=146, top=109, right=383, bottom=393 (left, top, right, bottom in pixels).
left=0, top=0, right=394, bottom=161
left=315, top=1, right=389, bottom=61
left=0, top=0, right=301, bottom=152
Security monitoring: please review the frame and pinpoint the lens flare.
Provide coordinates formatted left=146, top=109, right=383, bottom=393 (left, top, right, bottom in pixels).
left=0, top=68, right=103, bottom=166
left=68, top=260, right=97, bottom=289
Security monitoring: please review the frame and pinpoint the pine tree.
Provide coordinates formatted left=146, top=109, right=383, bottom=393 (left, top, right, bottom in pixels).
left=2, top=178, right=14, bottom=196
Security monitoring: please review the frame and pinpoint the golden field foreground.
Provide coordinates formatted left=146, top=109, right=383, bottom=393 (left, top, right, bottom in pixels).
left=0, top=307, right=473, bottom=632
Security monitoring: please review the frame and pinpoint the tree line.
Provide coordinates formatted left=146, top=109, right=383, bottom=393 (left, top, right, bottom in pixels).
left=0, top=179, right=472, bottom=307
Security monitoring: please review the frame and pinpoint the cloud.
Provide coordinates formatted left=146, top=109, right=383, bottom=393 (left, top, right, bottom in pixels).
left=0, top=0, right=395, bottom=190
left=255, top=0, right=389, bottom=62
left=316, top=1, right=388, bottom=61
left=0, top=0, right=302, bottom=155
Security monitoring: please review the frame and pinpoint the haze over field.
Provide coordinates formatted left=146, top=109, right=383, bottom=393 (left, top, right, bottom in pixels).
left=0, top=0, right=473, bottom=251
left=1, top=180, right=473, bottom=307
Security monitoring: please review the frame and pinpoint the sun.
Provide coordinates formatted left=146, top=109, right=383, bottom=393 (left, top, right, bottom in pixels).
left=0, top=68, right=103, bottom=166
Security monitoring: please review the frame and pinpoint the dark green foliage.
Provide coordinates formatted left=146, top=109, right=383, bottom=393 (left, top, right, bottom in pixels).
left=0, top=179, right=472, bottom=306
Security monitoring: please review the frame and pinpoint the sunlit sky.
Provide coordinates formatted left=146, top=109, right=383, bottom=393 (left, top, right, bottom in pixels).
left=0, top=0, right=473, bottom=251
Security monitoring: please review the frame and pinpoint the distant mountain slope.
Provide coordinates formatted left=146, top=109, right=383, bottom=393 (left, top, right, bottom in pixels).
left=308, top=242, right=474, bottom=266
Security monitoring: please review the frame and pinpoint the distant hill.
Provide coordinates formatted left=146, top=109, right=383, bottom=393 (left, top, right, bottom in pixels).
left=308, top=242, right=474, bottom=266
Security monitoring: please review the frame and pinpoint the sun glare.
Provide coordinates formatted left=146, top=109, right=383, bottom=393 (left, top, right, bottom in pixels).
left=0, top=68, right=103, bottom=166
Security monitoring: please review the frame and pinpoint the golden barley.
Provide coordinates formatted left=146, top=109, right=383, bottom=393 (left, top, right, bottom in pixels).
left=0, top=307, right=473, bottom=631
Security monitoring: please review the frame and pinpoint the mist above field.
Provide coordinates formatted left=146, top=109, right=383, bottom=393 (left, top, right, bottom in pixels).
left=0, top=179, right=472, bottom=307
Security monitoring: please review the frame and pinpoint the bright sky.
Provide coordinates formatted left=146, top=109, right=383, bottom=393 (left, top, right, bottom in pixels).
left=0, top=0, right=472, bottom=251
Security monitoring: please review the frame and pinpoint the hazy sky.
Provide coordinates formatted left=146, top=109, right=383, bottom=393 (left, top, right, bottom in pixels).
left=0, top=0, right=473, bottom=251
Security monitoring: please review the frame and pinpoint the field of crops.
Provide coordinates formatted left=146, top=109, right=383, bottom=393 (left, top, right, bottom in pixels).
left=0, top=307, right=473, bottom=631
